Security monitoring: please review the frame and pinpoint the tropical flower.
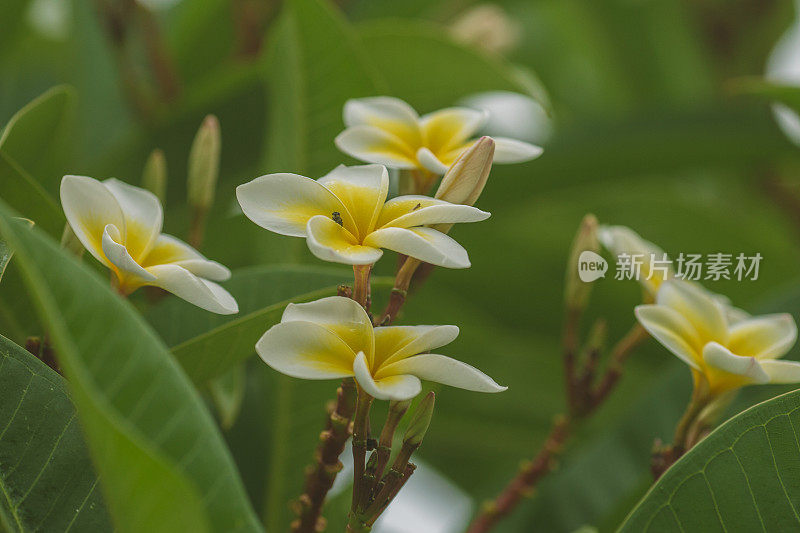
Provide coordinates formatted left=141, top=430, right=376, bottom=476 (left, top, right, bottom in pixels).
left=635, top=280, right=799, bottom=395
left=236, top=164, right=489, bottom=268
left=60, top=175, right=237, bottom=314
left=256, top=296, right=507, bottom=400
left=598, top=225, right=673, bottom=297
left=334, top=96, right=542, bottom=175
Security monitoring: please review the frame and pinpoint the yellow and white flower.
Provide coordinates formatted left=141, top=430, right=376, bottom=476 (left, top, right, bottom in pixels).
left=636, top=280, right=799, bottom=395
left=598, top=225, right=673, bottom=297
left=60, top=175, right=237, bottom=314
left=236, top=164, right=489, bottom=268
left=334, top=96, right=542, bottom=175
left=256, top=296, right=507, bottom=400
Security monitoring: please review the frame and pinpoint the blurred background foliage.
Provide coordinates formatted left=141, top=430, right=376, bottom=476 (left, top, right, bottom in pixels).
left=4, top=0, right=800, bottom=531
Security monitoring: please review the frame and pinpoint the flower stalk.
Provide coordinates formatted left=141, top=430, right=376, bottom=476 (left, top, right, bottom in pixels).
left=466, top=215, right=647, bottom=532
left=291, top=379, right=358, bottom=533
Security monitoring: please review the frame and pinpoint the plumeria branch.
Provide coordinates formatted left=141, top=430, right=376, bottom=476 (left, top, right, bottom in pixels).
left=467, top=215, right=648, bottom=533
left=291, top=379, right=358, bottom=533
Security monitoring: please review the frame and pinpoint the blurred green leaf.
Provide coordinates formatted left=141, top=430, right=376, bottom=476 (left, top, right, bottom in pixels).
left=0, top=87, right=72, bottom=236
left=0, top=333, right=111, bottom=532
left=0, top=219, right=32, bottom=283
left=357, top=20, right=549, bottom=112
left=0, top=0, right=31, bottom=58
left=261, top=0, right=385, bottom=175
left=0, top=206, right=262, bottom=532
left=209, top=363, right=246, bottom=430
left=620, top=387, right=800, bottom=531
left=147, top=264, right=392, bottom=385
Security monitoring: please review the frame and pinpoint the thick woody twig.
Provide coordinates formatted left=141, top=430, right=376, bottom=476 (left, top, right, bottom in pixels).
left=291, top=380, right=357, bottom=532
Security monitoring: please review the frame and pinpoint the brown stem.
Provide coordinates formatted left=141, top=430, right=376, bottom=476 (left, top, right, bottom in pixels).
left=467, top=321, right=647, bottom=531
left=379, top=258, right=420, bottom=325
left=291, top=380, right=357, bottom=533
left=466, top=416, right=571, bottom=533
left=350, top=388, right=373, bottom=516
left=589, top=324, right=648, bottom=411
left=369, top=402, right=410, bottom=495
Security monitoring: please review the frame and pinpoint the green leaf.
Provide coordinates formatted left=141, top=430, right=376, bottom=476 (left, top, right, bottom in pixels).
left=0, top=87, right=72, bottom=237
left=262, top=0, right=385, bottom=175
left=0, top=206, right=263, bottom=532
left=357, top=20, right=549, bottom=112
left=620, top=387, right=800, bottom=531
left=0, top=333, right=112, bottom=532
left=0, top=219, right=31, bottom=283
left=147, top=264, right=392, bottom=386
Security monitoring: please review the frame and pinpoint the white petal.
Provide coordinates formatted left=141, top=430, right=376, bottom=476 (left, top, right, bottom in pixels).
left=491, top=137, right=543, bottom=163
left=353, top=351, right=421, bottom=401
left=282, top=296, right=374, bottom=358
left=306, top=215, right=383, bottom=265
left=318, top=164, right=389, bottom=237
left=335, top=125, right=418, bottom=169
left=635, top=304, right=702, bottom=369
left=377, top=195, right=489, bottom=229
left=343, top=97, right=421, bottom=139
left=101, top=224, right=155, bottom=281
left=103, top=178, right=163, bottom=259
left=420, top=107, right=488, bottom=150
left=364, top=227, right=470, bottom=269
left=60, top=175, right=125, bottom=267
left=703, top=342, right=769, bottom=384
left=759, top=359, right=800, bottom=384
left=378, top=353, right=506, bottom=393
left=657, top=280, right=727, bottom=344
left=142, top=234, right=230, bottom=281
left=597, top=225, right=666, bottom=258
left=256, top=321, right=356, bottom=380
left=374, top=325, right=460, bottom=368
left=416, top=147, right=449, bottom=175
left=728, top=314, right=797, bottom=360
left=146, top=264, right=238, bottom=314
left=236, top=173, right=349, bottom=237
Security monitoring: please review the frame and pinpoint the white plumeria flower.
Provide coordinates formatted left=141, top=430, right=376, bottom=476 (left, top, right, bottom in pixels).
left=60, top=175, right=238, bottom=314
left=598, top=225, right=673, bottom=297
left=256, top=296, right=507, bottom=401
left=636, top=280, right=799, bottom=396
left=334, top=96, right=542, bottom=175
left=236, top=164, right=489, bottom=268
left=599, top=224, right=750, bottom=323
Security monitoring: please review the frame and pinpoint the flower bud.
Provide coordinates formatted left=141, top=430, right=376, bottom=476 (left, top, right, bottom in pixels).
left=564, top=214, right=599, bottom=312
left=435, top=136, right=494, bottom=207
left=187, top=115, right=221, bottom=210
left=142, top=148, right=167, bottom=204
left=403, top=392, right=435, bottom=447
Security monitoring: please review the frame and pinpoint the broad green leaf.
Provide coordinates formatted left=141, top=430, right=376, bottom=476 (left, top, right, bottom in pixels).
left=147, top=264, right=393, bottom=385
left=357, top=20, right=549, bottom=112
left=262, top=0, right=385, bottom=175
left=620, top=387, right=800, bottom=531
left=0, top=206, right=262, bottom=532
left=0, top=87, right=71, bottom=237
left=0, top=0, right=30, bottom=58
left=0, top=333, right=111, bottom=532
